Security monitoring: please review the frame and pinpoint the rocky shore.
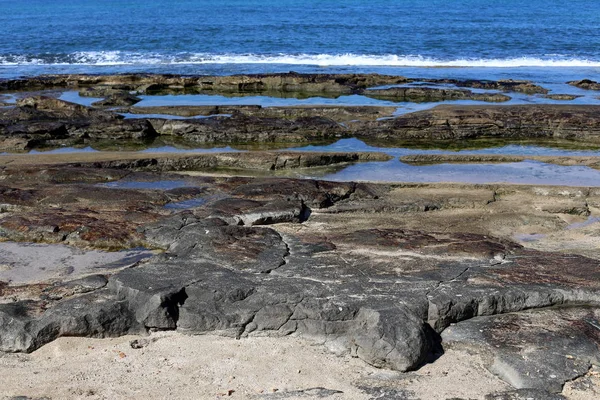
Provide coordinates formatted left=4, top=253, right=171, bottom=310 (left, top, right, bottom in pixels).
left=0, top=73, right=599, bottom=152
left=0, top=73, right=549, bottom=95
left=1, top=73, right=600, bottom=399
left=1, top=153, right=600, bottom=398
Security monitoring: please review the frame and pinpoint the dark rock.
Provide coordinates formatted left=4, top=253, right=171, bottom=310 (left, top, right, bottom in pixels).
left=7, top=397, right=52, bottom=400
left=0, top=96, right=156, bottom=148
left=3, top=157, right=600, bottom=381
left=91, top=92, right=141, bottom=107
left=148, top=114, right=344, bottom=143
left=357, top=385, right=417, bottom=400
left=60, top=274, right=109, bottom=294
left=351, top=105, right=600, bottom=143
left=365, top=86, right=511, bottom=102
left=192, top=198, right=310, bottom=226
left=129, top=337, right=156, bottom=349
left=79, top=85, right=136, bottom=98
left=14, top=96, right=113, bottom=119
left=228, top=178, right=356, bottom=209
left=567, top=79, right=600, bottom=91
left=544, top=94, right=582, bottom=101
left=485, top=389, right=567, bottom=399
left=64, top=151, right=391, bottom=172
left=443, top=307, right=600, bottom=392
left=256, top=387, right=344, bottom=398
left=0, top=291, right=142, bottom=353
left=421, top=79, right=548, bottom=94
left=0, top=73, right=409, bottom=95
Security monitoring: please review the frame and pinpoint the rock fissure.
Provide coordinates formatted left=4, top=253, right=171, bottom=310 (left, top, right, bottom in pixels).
left=561, top=364, right=594, bottom=392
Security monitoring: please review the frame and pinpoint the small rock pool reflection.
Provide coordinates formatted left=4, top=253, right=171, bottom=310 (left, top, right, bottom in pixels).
left=289, top=138, right=600, bottom=187
left=20, top=137, right=600, bottom=187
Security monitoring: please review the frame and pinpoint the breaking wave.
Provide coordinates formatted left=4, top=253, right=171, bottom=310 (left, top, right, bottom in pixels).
left=2, top=52, right=600, bottom=68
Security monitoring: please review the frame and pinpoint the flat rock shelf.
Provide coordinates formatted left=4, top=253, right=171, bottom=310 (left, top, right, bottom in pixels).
left=1, top=73, right=600, bottom=399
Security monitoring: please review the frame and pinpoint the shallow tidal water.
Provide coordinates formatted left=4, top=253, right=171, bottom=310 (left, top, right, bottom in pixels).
left=10, top=137, right=600, bottom=186
left=312, top=159, right=600, bottom=186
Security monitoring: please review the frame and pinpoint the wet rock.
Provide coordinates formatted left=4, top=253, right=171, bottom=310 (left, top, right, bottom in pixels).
left=0, top=96, right=157, bottom=148
left=118, top=104, right=262, bottom=117
left=121, top=105, right=397, bottom=122
left=148, top=114, right=343, bottom=143
left=2, top=78, right=600, bottom=150
left=245, top=105, right=397, bottom=122
left=353, top=105, right=600, bottom=143
left=0, top=206, right=161, bottom=249
left=544, top=94, right=582, bottom=101
left=422, top=79, right=549, bottom=94
left=64, top=151, right=391, bottom=172
left=79, top=85, right=136, bottom=98
left=0, top=73, right=409, bottom=95
left=568, top=79, right=600, bottom=91
left=91, top=92, right=141, bottom=107
left=1, top=74, right=549, bottom=97
left=365, top=87, right=511, bottom=102
left=14, top=96, right=114, bottom=119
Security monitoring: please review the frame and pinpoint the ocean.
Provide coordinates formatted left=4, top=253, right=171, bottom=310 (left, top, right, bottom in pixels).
left=1, top=0, right=600, bottom=81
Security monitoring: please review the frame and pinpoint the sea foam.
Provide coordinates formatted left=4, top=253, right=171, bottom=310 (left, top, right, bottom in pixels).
left=2, top=52, right=600, bottom=68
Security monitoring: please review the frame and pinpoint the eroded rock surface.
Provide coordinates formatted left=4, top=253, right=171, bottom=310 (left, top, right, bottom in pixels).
left=0, top=73, right=548, bottom=96
left=0, top=74, right=597, bottom=152
left=365, top=86, right=511, bottom=102
left=443, top=307, right=600, bottom=393
left=1, top=161, right=599, bottom=393
left=352, top=104, right=600, bottom=143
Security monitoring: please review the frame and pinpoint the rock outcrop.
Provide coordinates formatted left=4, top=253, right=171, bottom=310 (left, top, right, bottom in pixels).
left=351, top=104, right=600, bottom=142
left=364, top=87, right=511, bottom=102
left=1, top=163, right=600, bottom=387
left=568, top=79, right=600, bottom=91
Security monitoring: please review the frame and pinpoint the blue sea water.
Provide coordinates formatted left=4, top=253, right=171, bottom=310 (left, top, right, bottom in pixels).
left=1, top=0, right=600, bottom=80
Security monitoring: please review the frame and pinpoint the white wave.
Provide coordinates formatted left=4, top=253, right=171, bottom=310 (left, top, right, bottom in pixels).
left=195, top=54, right=600, bottom=68
left=1, top=51, right=600, bottom=68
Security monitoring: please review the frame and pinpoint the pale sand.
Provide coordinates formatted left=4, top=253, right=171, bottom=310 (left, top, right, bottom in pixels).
left=0, top=331, right=517, bottom=400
